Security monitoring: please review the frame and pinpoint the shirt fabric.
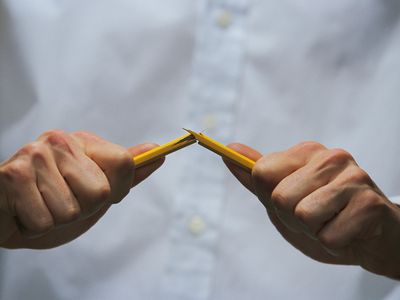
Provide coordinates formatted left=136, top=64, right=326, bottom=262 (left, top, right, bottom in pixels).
left=1, top=0, right=400, bottom=299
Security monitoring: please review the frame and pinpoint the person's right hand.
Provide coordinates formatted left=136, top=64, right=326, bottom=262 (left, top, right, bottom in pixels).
left=0, top=130, right=164, bottom=249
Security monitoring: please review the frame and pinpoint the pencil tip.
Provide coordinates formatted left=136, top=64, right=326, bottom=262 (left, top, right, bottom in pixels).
left=183, top=128, right=201, bottom=140
left=182, top=128, right=194, bottom=134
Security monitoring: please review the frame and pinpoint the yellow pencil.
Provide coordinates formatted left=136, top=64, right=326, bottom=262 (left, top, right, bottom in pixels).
left=183, top=129, right=256, bottom=171
left=133, top=133, right=196, bottom=167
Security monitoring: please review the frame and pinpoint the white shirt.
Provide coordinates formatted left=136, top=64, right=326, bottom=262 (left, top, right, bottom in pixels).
left=1, top=0, right=400, bottom=299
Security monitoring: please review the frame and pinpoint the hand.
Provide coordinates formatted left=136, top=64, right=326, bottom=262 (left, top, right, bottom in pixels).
left=0, top=130, right=163, bottom=249
left=224, top=141, right=400, bottom=279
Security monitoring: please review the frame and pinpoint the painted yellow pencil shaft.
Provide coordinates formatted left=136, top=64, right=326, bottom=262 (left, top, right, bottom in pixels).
left=133, top=133, right=196, bottom=167
left=133, top=129, right=255, bottom=170
left=183, top=129, right=255, bottom=171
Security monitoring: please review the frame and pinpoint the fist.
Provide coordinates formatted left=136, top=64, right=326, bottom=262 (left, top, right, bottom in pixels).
left=0, top=130, right=163, bottom=248
left=225, top=141, right=400, bottom=279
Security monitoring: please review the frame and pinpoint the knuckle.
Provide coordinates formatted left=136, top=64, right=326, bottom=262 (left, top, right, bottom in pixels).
left=72, top=131, right=99, bottom=141
left=41, top=130, right=72, bottom=151
left=321, top=148, right=353, bottom=167
left=59, top=205, right=81, bottom=223
left=91, top=182, right=111, bottom=203
left=252, top=163, right=276, bottom=195
left=344, top=166, right=372, bottom=185
left=32, top=215, right=54, bottom=234
left=42, top=129, right=66, bottom=136
left=360, top=189, right=388, bottom=215
left=0, top=160, right=33, bottom=183
left=252, top=156, right=275, bottom=185
left=292, top=141, right=325, bottom=153
left=318, top=231, right=341, bottom=249
left=41, top=129, right=67, bottom=141
left=115, top=149, right=134, bottom=173
left=294, top=204, right=312, bottom=224
left=270, top=190, right=288, bottom=210
left=21, top=142, right=48, bottom=162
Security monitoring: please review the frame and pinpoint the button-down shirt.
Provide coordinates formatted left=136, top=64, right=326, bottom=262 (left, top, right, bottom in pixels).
left=1, top=0, right=400, bottom=299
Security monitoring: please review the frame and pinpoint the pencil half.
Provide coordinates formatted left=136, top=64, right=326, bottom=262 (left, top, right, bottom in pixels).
left=133, top=133, right=196, bottom=167
left=183, top=129, right=255, bottom=171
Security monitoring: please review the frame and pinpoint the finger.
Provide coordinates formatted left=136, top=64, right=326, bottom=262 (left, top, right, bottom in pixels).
left=264, top=207, right=344, bottom=263
left=272, top=148, right=354, bottom=214
left=11, top=177, right=54, bottom=237
left=293, top=182, right=352, bottom=237
left=41, top=131, right=111, bottom=215
left=74, top=134, right=165, bottom=199
left=15, top=187, right=54, bottom=238
left=129, top=143, right=159, bottom=157
left=316, top=185, right=387, bottom=251
left=223, top=143, right=262, bottom=194
left=73, top=131, right=143, bottom=204
left=252, top=142, right=326, bottom=209
left=33, top=146, right=80, bottom=225
left=316, top=192, right=382, bottom=256
left=129, top=144, right=165, bottom=187
left=272, top=151, right=356, bottom=237
left=293, top=165, right=366, bottom=237
left=0, top=153, right=55, bottom=237
left=72, top=131, right=133, bottom=180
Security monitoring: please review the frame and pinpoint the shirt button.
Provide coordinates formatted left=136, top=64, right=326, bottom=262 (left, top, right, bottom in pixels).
left=188, top=216, right=206, bottom=236
left=202, top=114, right=217, bottom=130
left=216, top=10, right=232, bottom=29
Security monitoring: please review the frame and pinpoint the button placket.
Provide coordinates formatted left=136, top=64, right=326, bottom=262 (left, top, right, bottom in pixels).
left=216, top=10, right=233, bottom=28
left=161, top=1, right=249, bottom=299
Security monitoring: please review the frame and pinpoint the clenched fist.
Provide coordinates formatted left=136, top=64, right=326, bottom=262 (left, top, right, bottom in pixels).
left=0, top=130, right=163, bottom=249
left=225, top=141, right=400, bottom=279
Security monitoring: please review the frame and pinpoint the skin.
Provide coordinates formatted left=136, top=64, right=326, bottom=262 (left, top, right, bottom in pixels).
left=224, top=142, right=400, bottom=280
left=0, top=130, right=163, bottom=249
left=2, top=130, right=399, bottom=279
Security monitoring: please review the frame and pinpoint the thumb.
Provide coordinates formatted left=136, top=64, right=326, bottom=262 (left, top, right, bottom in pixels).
left=71, top=132, right=164, bottom=188
left=223, top=143, right=262, bottom=194
left=129, top=144, right=165, bottom=187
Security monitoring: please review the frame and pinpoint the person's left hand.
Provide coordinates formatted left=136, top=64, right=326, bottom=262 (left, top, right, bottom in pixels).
left=224, top=141, right=400, bottom=279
